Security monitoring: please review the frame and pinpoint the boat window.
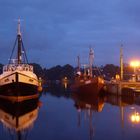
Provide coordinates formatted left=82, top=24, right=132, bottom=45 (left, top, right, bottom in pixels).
left=29, top=66, right=33, bottom=71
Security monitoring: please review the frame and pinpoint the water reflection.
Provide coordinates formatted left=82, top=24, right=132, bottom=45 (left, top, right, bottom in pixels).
left=106, top=93, right=140, bottom=128
left=6, top=83, right=139, bottom=140
left=70, top=90, right=140, bottom=140
left=43, top=83, right=71, bottom=98
left=129, top=105, right=140, bottom=125
left=72, top=92, right=105, bottom=140
left=130, top=111, right=140, bottom=123
left=0, top=98, right=40, bottom=140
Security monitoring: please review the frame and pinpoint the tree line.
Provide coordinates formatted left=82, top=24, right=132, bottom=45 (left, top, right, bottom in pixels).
left=0, top=63, right=135, bottom=81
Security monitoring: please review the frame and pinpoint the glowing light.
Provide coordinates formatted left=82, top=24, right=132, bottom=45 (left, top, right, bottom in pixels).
left=130, top=112, right=140, bottom=123
left=131, top=115, right=135, bottom=122
left=130, top=60, right=140, bottom=82
left=115, top=74, right=120, bottom=80
left=130, top=61, right=140, bottom=67
left=136, top=116, right=140, bottom=122
left=64, top=82, right=67, bottom=89
left=64, top=77, right=67, bottom=80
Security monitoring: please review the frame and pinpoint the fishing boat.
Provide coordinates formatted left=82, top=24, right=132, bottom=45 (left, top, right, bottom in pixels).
left=72, top=48, right=104, bottom=94
left=0, top=19, right=39, bottom=98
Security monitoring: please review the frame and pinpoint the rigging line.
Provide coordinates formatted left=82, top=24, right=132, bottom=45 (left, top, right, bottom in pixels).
left=9, top=37, right=18, bottom=64
left=96, top=66, right=102, bottom=76
left=97, top=67, right=101, bottom=75
left=21, top=38, right=28, bottom=64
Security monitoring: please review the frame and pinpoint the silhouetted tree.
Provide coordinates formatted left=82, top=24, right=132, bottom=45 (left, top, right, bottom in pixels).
left=30, top=63, right=44, bottom=78
left=0, top=63, right=3, bottom=74
left=62, top=64, right=74, bottom=79
left=103, top=64, right=120, bottom=79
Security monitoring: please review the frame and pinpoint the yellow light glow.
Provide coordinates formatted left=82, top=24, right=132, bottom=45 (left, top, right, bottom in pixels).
left=131, top=115, right=135, bottom=122
left=130, top=61, right=140, bottom=67
left=130, top=112, right=140, bottom=123
left=64, top=77, right=67, bottom=80
left=136, top=116, right=140, bottom=122
left=115, top=74, right=120, bottom=80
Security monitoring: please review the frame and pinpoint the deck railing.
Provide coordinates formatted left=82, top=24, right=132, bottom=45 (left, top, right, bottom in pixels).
left=3, top=64, right=33, bottom=72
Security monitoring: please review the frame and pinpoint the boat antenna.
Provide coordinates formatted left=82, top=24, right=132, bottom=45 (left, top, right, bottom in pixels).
left=89, top=47, right=94, bottom=77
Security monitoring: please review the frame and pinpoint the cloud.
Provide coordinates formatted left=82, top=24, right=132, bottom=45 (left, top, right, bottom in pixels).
left=0, top=0, right=140, bottom=67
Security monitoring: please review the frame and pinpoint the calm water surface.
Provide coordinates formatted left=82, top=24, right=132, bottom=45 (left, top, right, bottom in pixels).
left=0, top=86, right=140, bottom=140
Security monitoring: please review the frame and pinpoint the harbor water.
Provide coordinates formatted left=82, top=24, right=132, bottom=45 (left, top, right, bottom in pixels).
left=0, top=85, right=140, bottom=140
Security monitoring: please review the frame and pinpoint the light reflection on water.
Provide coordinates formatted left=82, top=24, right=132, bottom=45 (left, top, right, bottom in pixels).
left=0, top=85, right=140, bottom=140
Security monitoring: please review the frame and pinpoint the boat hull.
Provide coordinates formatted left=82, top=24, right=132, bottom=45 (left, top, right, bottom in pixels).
left=72, top=77, right=104, bottom=95
left=0, top=72, right=39, bottom=101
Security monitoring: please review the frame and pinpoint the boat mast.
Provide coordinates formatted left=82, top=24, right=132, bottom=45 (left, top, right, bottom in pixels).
left=17, top=18, right=22, bottom=64
left=89, top=48, right=94, bottom=77
left=77, top=55, right=80, bottom=71
left=120, top=45, right=123, bottom=80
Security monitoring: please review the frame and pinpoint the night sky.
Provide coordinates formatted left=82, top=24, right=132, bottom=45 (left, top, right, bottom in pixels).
left=0, top=0, right=140, bottom=68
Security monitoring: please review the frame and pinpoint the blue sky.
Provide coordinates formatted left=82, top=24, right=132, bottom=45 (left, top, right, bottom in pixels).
left=0, top=0, right=140, bottom=68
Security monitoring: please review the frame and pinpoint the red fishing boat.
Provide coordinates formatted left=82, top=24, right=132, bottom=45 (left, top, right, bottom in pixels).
left=72, top=48, right=104, bottom=94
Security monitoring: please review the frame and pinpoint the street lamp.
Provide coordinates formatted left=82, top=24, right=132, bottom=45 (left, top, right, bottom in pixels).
left=130, top=60, right=140, bottom=82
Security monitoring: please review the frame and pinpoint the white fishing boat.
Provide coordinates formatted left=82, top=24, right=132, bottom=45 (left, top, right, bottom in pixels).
left=0, top=19, right=39, bottom=98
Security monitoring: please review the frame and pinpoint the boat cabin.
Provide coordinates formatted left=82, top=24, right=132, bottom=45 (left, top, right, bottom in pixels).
left=3, top=64, right=33, bottom=72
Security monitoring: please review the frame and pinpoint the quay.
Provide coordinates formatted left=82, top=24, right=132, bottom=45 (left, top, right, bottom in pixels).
left=104, top=81, right=140, bottom=95
left=104, top=46, right=140, bottom=96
